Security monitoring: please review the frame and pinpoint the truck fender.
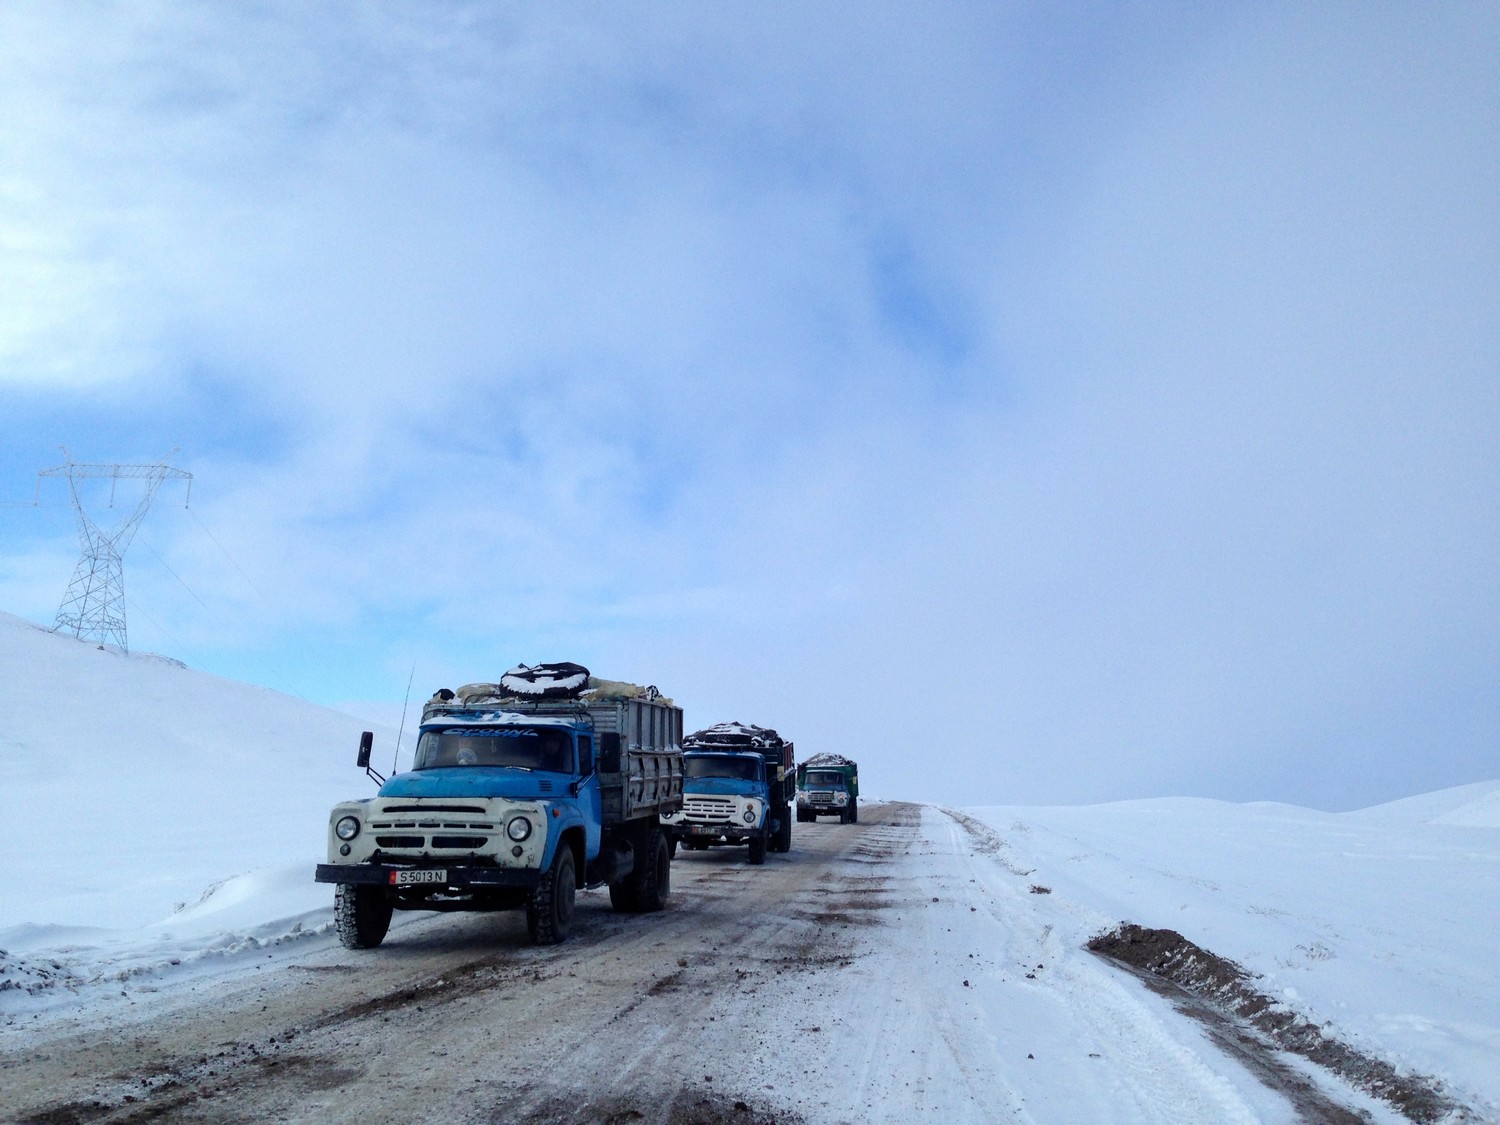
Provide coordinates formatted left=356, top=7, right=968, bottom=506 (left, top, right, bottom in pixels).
left=537, top=805, right=589, bottom=877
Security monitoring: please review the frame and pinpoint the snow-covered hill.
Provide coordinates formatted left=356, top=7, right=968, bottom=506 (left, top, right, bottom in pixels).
left=0, top=610, right=394, bottom=933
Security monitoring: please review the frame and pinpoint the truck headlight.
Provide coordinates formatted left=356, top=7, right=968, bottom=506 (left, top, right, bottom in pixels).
left=742, top=809, right=756, bottom=823
left=506, top=816, right=533, bottom=842
left=335, top=816, right=360, bottom=841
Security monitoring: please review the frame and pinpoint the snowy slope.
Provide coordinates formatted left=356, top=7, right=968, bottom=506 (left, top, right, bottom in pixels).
left=0, top=610, right=395, bottom=933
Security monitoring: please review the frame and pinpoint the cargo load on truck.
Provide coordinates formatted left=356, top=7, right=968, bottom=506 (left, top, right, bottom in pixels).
left=315, top=663, right=684, bottom=949
left=796, top=752, right=860, bottom=824
left=663, top=722, right=796, bottom=863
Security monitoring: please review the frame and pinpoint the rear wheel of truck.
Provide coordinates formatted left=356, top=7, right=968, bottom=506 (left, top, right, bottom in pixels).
left=773, top=811, right=792, bottom=853
left=526, top=845, right=576, bottom=944
left=747, top=827, right=767, bottom=865
left=635, top=825, right=671, bottom=911
left=610, top=824, right=671, bottom=913
left=334, top=884, right=392, bottom=950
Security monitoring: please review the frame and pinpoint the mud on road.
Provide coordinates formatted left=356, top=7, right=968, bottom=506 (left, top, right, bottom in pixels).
left=1, top=804, right=925, bottom=1125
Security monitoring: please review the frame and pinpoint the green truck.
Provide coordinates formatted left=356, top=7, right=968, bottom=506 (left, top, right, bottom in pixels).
left=795, top=753, right=859, bottom=824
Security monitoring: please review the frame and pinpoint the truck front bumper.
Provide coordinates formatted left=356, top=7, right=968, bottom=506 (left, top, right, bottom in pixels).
left=314, top=862, right=540, bottom=890
left=671, top=823, right=758, bottom=842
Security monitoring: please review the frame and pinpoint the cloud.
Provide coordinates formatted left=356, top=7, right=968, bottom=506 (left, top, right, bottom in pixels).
left=0, top=2, right=1495, bottom=809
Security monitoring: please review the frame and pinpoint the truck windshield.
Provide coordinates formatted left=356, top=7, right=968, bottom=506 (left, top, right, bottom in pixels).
left=804, top=770, right=846, bottom=787
left=684, top=755, right=761, bottom=782
left=414, top=726, right=572, bottom=772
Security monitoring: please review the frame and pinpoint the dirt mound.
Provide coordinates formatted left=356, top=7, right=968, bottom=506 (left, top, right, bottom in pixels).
left=0, top=949, right=79, bottom=997
left=1089, top=923, right=1471, bottom=1123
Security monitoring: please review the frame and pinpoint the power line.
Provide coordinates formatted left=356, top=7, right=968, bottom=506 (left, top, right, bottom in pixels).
left=186, top=507, right=274, bottom=604
left=135, top=533, right=309, bottom=702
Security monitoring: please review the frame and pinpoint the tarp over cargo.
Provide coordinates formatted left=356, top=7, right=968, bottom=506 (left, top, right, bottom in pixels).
left=800, top=751, right=855, bottom=769
left=435, top=663, right=672, bottom=707
left=683, top=721, right=786, bottom=751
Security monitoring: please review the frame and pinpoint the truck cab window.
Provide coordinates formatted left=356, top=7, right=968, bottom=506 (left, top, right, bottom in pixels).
left=414, top=726, right=573, bottom=772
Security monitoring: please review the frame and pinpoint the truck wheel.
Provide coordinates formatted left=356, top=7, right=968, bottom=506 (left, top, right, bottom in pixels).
left=668, top=836, right=678, bottom=859
left=839, top=805, right=850, bottom=824
left=631, top=825, right=671, bottom=912
left=748, top=827, right=767, bottom=865
left=335, top=884, right=392, bottom=950
left=526, top=845, right=576, bottom=944
left=774, top=812, right=792, bottom=853
left=850, top=798, right=859, bottom=824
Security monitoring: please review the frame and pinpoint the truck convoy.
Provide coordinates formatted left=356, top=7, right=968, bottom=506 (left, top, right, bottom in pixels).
left=796, top=753, right=859, bottom=823
left=314, top=663, right=684, bottom=949
left=662, top=722, right=795, bottom=864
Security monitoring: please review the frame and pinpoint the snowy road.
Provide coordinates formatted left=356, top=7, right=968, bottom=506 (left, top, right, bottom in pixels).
left=3, top=803, right=1387, bottom=1123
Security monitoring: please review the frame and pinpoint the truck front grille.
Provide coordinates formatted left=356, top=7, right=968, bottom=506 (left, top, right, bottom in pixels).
left=683, top=795, right=736, bottom=823
left=808, top=790, right=834, bottom=802
left=367, top=803, right=502, bottom=854
left=432, top=835, right=488, bottom=850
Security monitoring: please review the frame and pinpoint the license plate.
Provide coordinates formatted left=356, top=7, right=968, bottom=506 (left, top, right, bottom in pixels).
left=395, top=868, right=446, bottom=885
left=690, top=826, right=720, bottom=835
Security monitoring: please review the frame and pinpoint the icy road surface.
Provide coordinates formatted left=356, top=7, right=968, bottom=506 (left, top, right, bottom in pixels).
left=2, top=804, right=1391, bottom=1124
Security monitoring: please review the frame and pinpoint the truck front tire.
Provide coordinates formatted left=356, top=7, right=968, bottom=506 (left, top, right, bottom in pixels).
left=527, top=845, right=576, bottom=944
left=335, top=883, right=392, bottom=950
left=850, top=798, right=858, bottom=824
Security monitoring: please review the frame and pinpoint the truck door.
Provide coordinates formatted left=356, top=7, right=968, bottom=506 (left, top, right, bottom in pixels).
left=576, top=734, right=602, bottom=858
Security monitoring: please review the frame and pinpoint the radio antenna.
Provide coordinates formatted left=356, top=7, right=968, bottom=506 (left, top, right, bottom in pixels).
left=393, top=663, right=416, bottom=776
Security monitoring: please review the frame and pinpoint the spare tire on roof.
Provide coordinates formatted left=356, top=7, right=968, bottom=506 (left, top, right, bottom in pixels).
left=499, top=662, right=591, bottom=699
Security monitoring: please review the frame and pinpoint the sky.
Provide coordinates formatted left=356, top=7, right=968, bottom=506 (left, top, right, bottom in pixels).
left=1, top=1, right=1496, bottom=810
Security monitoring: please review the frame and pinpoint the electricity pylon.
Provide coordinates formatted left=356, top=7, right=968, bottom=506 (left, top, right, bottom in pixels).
left=36, top=453, right=193, bottom=652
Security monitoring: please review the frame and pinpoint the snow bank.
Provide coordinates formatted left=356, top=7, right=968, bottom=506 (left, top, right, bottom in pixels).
left=0, top=610, right=394, bottom=932
left=964, top=786, right=1500, bottom=1112
left=0, top=609, right=404, bottom=1018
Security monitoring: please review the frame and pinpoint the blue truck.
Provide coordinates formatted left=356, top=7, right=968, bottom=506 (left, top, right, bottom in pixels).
left=661, top=722, right=794, bottom=865
left=314, top=664, right=684, bottom=949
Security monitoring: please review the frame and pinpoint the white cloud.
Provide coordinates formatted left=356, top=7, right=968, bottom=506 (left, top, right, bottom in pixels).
left=0, top=2, right=1495, bottom=808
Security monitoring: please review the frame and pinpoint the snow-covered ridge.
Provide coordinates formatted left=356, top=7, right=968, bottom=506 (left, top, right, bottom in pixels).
left=0, top=609, right=393, bottom=1003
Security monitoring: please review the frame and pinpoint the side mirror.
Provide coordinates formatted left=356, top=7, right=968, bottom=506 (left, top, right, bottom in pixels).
left=356, top=731, right=374, bottom=769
